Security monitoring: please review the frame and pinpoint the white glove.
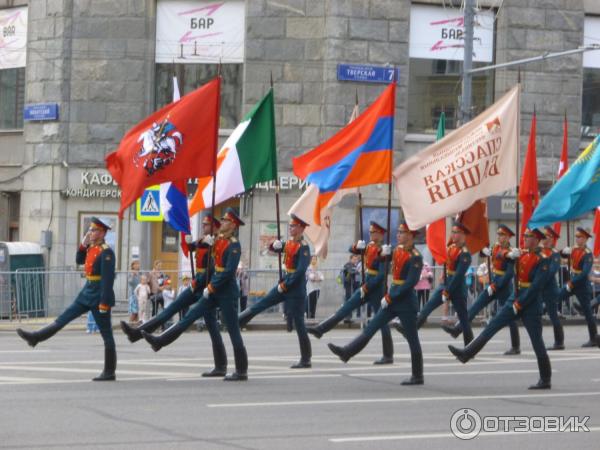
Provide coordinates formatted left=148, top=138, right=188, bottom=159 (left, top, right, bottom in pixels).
left=441, top=292, right=449, bottom=303
left=277, top=283, right=285, bottom=294
left=201, top=234, right=215, bottom=246
left=272, top=239, right=283, bottom=250
left=487, top=285, right=494, bottom=296
left=81, top=232, right=91, bottom=247
left=202, top=287, right=209, bottom=298
left=481, top=247, right=491, bottom=257
left=565, top=283, right=572, bottom=293
left=507, top=248, right=521, bottom=259
left=184, top=234, right=194, bottom=244
left=380, top=297, right=388, bottom=309
left=360, top=286, right=366, bottom=299
left=356, top=240, right=366, bottom=250
left=512, top=303, right=519, bottom=315
left=381, top=244, right=392, bottom=256
left=562, top=246, right=572, bottom=255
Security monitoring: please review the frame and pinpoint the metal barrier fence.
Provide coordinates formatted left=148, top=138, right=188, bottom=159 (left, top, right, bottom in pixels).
left=0, top=265, right=587, bottom=322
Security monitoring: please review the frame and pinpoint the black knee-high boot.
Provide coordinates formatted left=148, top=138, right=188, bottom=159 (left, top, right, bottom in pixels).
left=141, top=323, right=184, bottom=352
left=16, top=322, right=62, bottom=348
left=582, top=322, right=598, bottom=347
left=202, top=340, right=228, bottom=377
left=401, top=351, right=424, bottom=385
left=547, top=324, right=565, bottom=350
left=307, top=313, right=341, bottom=339
left=462, top=325, right=474, bottom=346
left=504, top=323, right=521, bottom=354
left=449, top=333, right=489, bottom=363
left=93, top=348, right=117, bottom=381
left=291, top=332, right=312, bottom=368
left=224, top=346, right=248, bottom=381
left=529, top=355, right=551, bottom=389
left=373, top=331, right=394, bottom=365
left=328, top=333, right=370, bottom=363
left=120, top=315, right=164, bottom=343
left=238, top=308, right=256, bottom=329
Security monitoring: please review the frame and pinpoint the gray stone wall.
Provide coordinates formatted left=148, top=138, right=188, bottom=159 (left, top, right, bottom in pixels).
left=495, top=0, right=585, bottom=181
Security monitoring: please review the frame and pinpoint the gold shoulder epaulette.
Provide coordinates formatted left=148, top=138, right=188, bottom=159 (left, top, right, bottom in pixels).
left=412, top=249, right=421, bottom=256
left=101, top=243, right=110, bottom=250
left=230, top=236, right=238, bottom=243
left=585, top=247, right=591, bottom=254
left=462, top=246, right=469, bottom=252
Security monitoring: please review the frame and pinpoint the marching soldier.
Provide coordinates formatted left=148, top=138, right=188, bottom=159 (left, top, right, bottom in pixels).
left=17, top=217, right=117, bottom=381
left=307, top=221, right=394, bottom=365
left=142, top=208, right=249, bottom=381
left=328, top=222, right=424, bottom=385
left=449, top=228, right=553, bottom=389
left=541, top=227, right=565, bottom=350
left=441, top=224, right=520, bottom=354
left=238, top=214, right=312, bottom=368
left=559, top=227, right=600, bottom=347
left=398, top=221, right=474, bottom=346
left=120, top=215, right=228, bottom=377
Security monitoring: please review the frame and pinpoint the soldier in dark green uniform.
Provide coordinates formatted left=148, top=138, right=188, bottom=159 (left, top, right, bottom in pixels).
left=558, top=227, right=600, bottom=347
left=16, top=217, right=117, bottom=381
left=120, top=215, right=228, bottom=376
left=307, top=221, right=394, bottom=365
left=449, top=228, right=553, bottom=389
left=238, top=214, right=312, bottom=368
left=142, top=208, right=249, bottom=381
left=441, top=224, right=521, bottom=355
left=328, top=221, right=425, bottom=385
left=540, top=226, right=565, bottom=350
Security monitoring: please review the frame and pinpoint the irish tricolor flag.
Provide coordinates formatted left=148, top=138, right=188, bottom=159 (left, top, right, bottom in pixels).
left=189, top=89, right=277, bottom=215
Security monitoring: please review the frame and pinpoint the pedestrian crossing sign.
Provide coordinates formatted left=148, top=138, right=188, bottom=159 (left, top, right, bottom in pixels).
left=136, top=186, right=163, bottom=222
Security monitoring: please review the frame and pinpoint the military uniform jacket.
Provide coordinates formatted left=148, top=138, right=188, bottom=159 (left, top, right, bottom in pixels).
left=76, top=242, right=115, bottom=307
left=188, top=240, right=211, bottom=287
left=206, top=235, right=241, bottom=298
left=443, top=243, right=471, bottom=299
left=567, top=246, right=593, bottom=294
left=489, top=243, right=515, bottom=293
left=388, top=245, right=423, bottom=302
left=514, top=248, right=551, bottom=311
left=350, top=241, right=384, bottom=294
left=540, top=247, right=561, bottom=297
left=271, top=239, right=311, bottom=299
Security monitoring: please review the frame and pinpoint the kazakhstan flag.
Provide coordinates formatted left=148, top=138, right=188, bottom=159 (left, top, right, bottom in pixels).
left=529, top=135, right=600, bottom=228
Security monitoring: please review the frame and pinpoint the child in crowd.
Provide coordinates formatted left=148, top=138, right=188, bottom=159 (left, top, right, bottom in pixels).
left=135, top=274, right=152, bottom=324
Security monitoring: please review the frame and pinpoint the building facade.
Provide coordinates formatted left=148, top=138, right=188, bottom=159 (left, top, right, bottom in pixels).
left=0, top=0, right=598, bottom=274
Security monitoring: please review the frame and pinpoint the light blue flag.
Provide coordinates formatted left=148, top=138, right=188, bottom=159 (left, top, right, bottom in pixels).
left=529, top=135, right=600, bottom=228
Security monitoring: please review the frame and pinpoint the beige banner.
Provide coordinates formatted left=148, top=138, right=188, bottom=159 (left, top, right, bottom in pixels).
left=394, top=85, right=520, bottom=230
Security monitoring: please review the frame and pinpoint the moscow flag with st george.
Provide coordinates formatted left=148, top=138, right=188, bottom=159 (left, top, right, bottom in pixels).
left=106, top=78, right=220, bottom=218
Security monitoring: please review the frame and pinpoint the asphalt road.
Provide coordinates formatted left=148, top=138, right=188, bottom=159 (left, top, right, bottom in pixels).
left=1, top=324, right=599, bottom=449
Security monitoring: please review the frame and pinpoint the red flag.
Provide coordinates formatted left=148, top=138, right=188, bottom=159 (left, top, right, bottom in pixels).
left=457, top=199, right=490, bottom=254
left=552, top=114, right=569, bottom=238
left=106, top=78, right=220, bottom=217
left=518, top=112, right=539, bottom=245
left=594, top=207, right=600, bottom=257
left=426, top=218, right=446, bottom=264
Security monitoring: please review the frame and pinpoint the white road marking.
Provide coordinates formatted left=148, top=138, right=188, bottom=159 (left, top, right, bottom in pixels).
left=207, top=391, right=600, bottom=408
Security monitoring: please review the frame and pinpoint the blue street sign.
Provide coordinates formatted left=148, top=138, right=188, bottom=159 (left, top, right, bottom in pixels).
left=337, top=64, right=400, bottom=84
left=23, top=103, right=59, bottom=121
left=136, top=187, right=163, bottom=221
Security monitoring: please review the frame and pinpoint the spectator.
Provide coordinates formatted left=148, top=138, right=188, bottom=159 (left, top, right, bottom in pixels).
left=86, top=310, right=99, bottom=334
left=237, top=261, right=250, bottom=312
left=342, top=254, right=360, bottom=323
left=127, top=260, right=141, bottom=324
left=161, top=277, right=175, bottom=328
left=415, top=262, right=433, bottom=310
left=149, top=260, right=165, bottom=317
left=306, top=256, right=324, bottom=319
left=177, top=274, right=192, bottom=320
left=135, top=274, right=152, bottom=324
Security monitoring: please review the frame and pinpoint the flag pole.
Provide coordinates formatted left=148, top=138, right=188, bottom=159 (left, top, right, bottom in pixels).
left=355, top=90, right=365, bottom=285
left=271, top=72, right=283, bottom=281
left=383, top=77, right=395, bottom=296
left=515, top=69, right=521, bottom=296
left=208, top=67, right=222, bottom=281
left=564, top=111, right=572, bottom=276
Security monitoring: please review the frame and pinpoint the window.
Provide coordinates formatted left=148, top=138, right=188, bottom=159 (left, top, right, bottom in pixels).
left=583, top=16, right=600, bottom=138
left=0, top=68, right=25, bottom=130
left=408, top=4, right=495, bottom=134
left=155, top=63, right=243, bottom=129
